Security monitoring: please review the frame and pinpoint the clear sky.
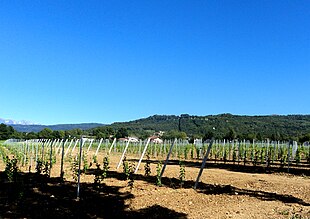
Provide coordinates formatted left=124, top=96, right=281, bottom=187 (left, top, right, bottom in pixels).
left=0, top=0, right=309, bottom=125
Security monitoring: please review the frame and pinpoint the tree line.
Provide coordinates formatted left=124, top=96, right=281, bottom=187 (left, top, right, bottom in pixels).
left=1, top=114, right=310, bottom=143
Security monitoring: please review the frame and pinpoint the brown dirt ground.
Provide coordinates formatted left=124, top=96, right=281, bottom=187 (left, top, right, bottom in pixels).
left=0, top=149, right=309, bottom=219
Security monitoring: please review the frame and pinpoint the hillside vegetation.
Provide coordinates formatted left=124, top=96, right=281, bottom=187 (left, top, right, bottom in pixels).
left=1, top=114, right=310, bottom=142
left=100, top=114, right=310, bottom=141
left=11, top=123, right=105, bottom=133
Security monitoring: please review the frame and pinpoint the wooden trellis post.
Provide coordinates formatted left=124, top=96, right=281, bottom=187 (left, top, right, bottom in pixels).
left=77, top=136, right=87, bottom=200
left=60, top=138, right=65, bottom=180
left=159, top=138, right=177, bottom=180
left=194, top=139, right=214, bottom=190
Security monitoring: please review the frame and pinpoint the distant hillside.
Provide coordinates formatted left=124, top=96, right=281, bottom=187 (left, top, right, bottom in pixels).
left=0, top=117, right=38, bottom=125
left=7, top=114, right=310, bottom=140
left=12, top=123, right=105, bottom=133
left=106, top=114, right=310, bottom=139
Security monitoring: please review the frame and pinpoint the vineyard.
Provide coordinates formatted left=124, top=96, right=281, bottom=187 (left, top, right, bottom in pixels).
left=2, top=138, right=309, bottom=173
left=0, top=138, right=309, bottom=218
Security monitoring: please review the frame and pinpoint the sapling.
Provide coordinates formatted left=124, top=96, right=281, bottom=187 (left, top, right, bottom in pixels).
left=278, top=146, right=284, bottom=160
left=228, top=142, right=232, bottom=160
left=128, top=162, right=135, bottom=190
left=4, top=156, right=23, bottom=200
left=253, top=151, right=259, bottom=166
left=102, top=156, right=109, bottom=179
left=243, top=149, right=247, bottom=166
left=237, top=143, right=242, bottom=165
left=52, top=154, right=57, bottom=165
left=94, top=163, right=102, bottom=188
left=93, top=158, right=108, bottom=188
left=184, top=146, right=189, bottom=160
left=70, top=156, right=79, bottom=182
left=144, top=153, right=151, bottom=177
left=36, top=159, right=43, bottom=174
left=0, top=146, right=7, bottom=161
left=295, top=147, right=301, bottom=165
left=89, top=155, right=97, bottom=168
left=223, top=148, right=227, bottom=164
left=5, top=156, right=19, bottom=182
left=156, top=161, right=162, bottom=186
left=250, top=144, right=254, bottom=162
left=307, top=146, right=310, bottom=165
left=123, top=156, right=130, bottom=180
left=82, top=152, right=89, bottom=173
left=92, top=155, right=98, bottom=164
left=196, top=147, right=200, bottom=159
left=260, top=147, right=265, bottom=164
left=216, top=149, right=221, bottom=163
left=177, top=145, right=181, bottom=159
left=190, top=145, right=194, bottom=160
left=5, top=156, right=13, bottom=182
left=232, top=149, right=237, bottom=164
left=266, top=154, right=271, bottom=170
left=270, top=146, right=275, bottom=164
left=43, top=161, right=50, bottom=177
left=208, top=145, right=212, bottom=159
left=280, top=155, right=287, bottom=168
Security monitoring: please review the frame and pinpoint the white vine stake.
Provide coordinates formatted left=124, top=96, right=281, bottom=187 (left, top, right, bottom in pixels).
left=108, top=138, right=117, bottom=155
left=116, top=138, right=132, bottom=169
left=71, top=139, right=80, bottom=155
left=134, top=138, right=151, bottom=173
left=64, top=139, right=74, bottom=157
left=94, top=138, right=103, bottom=156
left=86, top=139, right=94, bottom=153
left=58, top=138, right=68, bottom=155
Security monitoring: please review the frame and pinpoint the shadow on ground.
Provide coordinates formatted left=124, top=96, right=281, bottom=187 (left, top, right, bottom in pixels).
left=195, top=182, right=310, bottom=207
left=1, top=163, right=309, bottom=219
left=0, top=171, right=187, bottom=219
left=88, top=169, right=310, bottom=207
left=126, top=158, right=310, bottom=176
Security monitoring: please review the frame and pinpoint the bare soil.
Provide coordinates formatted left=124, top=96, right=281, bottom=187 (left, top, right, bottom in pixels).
left=0, top=152, right=309, bottom=219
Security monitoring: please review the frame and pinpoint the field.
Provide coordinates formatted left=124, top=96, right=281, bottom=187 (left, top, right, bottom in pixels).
left=0, top=139, right=309, bottom=218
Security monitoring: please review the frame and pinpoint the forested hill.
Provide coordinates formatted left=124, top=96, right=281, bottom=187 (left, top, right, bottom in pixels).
left=11, top=123, right=105, bottom=133
left=107, top=114, right=310, bottom=140
left=5, top=114, right=310, bottom=141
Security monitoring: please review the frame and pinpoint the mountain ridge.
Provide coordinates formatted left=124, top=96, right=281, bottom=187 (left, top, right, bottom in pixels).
left=2, top=114, right=310, bottom=140
left=10, top=123, right=105, bottom=133
left=0, top=117, right=39, bottom=125
left=104, top=114, right=310, bottom=140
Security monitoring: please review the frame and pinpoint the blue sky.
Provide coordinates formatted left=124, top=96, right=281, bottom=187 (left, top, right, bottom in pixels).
left=0, top=0, right=309, bottom=125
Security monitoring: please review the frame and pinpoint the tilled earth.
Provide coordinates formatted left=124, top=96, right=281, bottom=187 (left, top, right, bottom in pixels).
left=0, top=153, right=309, bottom=218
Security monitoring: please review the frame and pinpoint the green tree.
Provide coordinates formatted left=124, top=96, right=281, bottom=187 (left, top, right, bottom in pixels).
left=26, top=132, right=38, bottom=139
left=0, top=124, right=9, bottom=140
left=52, top=130, right=65, bottom=139
left=203, top=131, right=214, bottom=141
left=0, top=124, right=16, bottom=140
left=38, top=128, right=53, bottom=139
left=116, top=128, right=129, bottom=139
left=299, top=133, right=310, bottom=143
left=162, top=130, right=187, bottom=140
left=225, top=128, right=236, bottom=140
